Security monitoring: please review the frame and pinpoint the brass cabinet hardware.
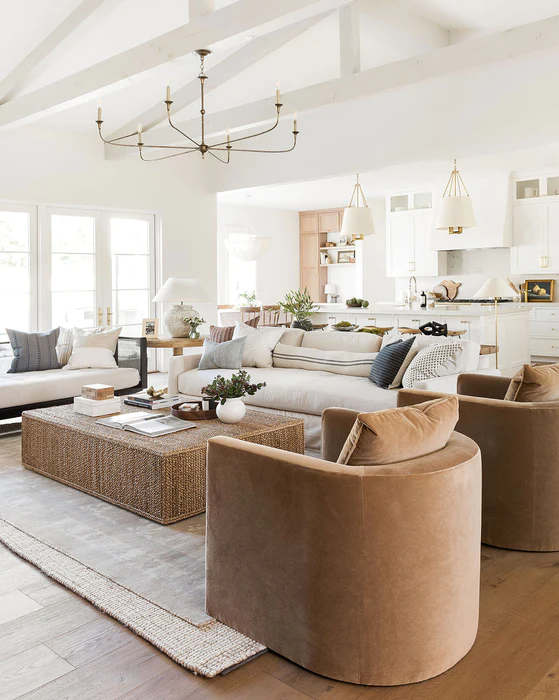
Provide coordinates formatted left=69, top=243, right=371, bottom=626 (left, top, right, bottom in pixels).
left=106, top=307, right=112, bottom=326
left=97, top=307, right=103, bottom=326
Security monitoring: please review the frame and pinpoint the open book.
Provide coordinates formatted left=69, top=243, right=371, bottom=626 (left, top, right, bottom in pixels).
left=96, top=411, right=196, bottom=437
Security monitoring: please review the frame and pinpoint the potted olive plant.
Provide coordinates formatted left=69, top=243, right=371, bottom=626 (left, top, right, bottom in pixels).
left=201, top=370, right=266, bottom=424
left=278, top=288, right=319, bottom=332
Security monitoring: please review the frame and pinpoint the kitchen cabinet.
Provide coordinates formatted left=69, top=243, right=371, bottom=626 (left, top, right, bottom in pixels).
left=300, top=231, right=325, bottom=302
left=318, top=211, right=340, bottom=233
left=386, top=205, right=446, bottom=277
left=513, top=173, right=559, bottom=202
left=511, top=200, right=559, bottom=274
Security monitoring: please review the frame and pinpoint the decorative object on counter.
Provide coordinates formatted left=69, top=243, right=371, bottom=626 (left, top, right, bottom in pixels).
left=141, top=318, right=159, bottom=338
left=474, top=278, right=515, bottom=370
left=338, top=235, right=348, bottom=246
left=81, top=384, right=114, bottom=401
left=147, top=385, right=167, bottom=398
left=332, top=321, right=359, bottom=332
left=420, top=290, right=427, bottom=308
left=153, top=277, right=210, bottom=338
left=341, top=173, right=375, bottom=240
left=419, top=321, right=448, bottom=337
left=325, top=241, right=336, bottom=248
left=325, top=284, right=338, bottom=303
left=279, top=288, right=319, bottom=332
left=523, top=279, right=555, bottom=303
left=320, top=252, right=330, bottom=265
left=187, top=316, right=205, bottom=339
left=238, top=290, right=258, bottom=307
left=171, top=400, right=217, bottom=421
left=96, top=49, right=298, bottom=164
left=440, top=280, right=461, bottom=300
left=358, top=326, right=393, bottom=336
left=73, top=395, right=120, bottom=417
left=346, top=297, right=369, bottom=308
left=435, top=159, right=476, bottom=234
left=201, top=370, right=267, bottom=424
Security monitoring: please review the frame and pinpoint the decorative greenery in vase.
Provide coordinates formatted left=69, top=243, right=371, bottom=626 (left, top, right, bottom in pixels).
left=278, top=288, right=319, bottom=332
left=186, top=316, right=204, bottom=339
left=238, top=290, right=258, bottom=307
left=201, top=370, right=267, bottom=405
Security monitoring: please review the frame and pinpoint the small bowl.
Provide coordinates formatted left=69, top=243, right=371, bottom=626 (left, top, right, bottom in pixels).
left=171, top=402, right=217, bottom=421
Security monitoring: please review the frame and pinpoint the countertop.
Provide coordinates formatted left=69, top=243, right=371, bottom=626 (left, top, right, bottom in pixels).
left=313, top=303, right=534, bottom=317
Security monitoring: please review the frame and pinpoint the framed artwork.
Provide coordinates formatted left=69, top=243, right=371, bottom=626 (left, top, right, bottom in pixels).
left=142, top=318, right=159, bottom=337
left=337, top=251, right=355, bottom=264
left=523, top=280, right=555, bottom=302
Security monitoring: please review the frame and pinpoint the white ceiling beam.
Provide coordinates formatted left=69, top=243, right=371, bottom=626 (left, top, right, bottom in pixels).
left=135, top=13, right=559, bottom=150
left=0, top=0, right=118, bottom=103
left=189, top=0, right=215, bottom=21
left=107, top=11, right=333, bottom=142
left=339, top=4, right=361, bottom=77
left=0, top=0, right=349, bottom=130
left=357, top=0, right=450, bottom=52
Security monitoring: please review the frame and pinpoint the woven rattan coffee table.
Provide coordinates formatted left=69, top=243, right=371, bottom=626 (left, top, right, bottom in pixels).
left=21, top=403, right=305, bottom=524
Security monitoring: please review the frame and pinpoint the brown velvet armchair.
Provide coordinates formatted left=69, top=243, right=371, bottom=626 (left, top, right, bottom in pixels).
left=398, top=373, right=559, bottom=552
left=206, top=407, right=481, bottom=686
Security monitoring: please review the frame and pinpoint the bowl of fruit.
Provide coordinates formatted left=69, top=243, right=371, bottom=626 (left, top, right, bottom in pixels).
left=346, top=297, right=369, bottom=308
left=332, top=321, right=359, bottom=332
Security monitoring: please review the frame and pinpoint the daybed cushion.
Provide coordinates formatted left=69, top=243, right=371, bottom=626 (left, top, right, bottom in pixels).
left=0, top=367, right=140, bottom=409
left=178, top=366, right=398, bottom=416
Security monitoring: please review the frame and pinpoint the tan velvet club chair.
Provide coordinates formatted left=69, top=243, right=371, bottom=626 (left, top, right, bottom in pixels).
left=206, top=407, right=481, bottom=686
left=398, top=373, right=559, bottom=552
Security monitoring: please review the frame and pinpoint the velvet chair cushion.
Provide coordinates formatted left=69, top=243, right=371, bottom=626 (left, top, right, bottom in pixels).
left=504, top=363, right=559, bottom=402
left=337, top=395, right=459, bottom=466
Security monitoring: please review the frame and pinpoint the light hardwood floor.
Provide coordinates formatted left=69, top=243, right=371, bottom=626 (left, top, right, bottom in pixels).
left=2, top=433, right=559, bottom=699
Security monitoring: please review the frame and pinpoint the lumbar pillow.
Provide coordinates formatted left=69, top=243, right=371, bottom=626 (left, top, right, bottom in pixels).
left=504, top=363, right=559, bottom=402
left=56, top=327, right=75, bottom=367
left=64, top=326, right=122, bottom=370
left=337, top=395, right=459, bottom=466
left=369, top=337, right=415, bottom=389
left=209, top=316, right=259, bottom=344
left=6, top=328, right=60, bottom=373
left=272, top=343, right=376, bottom=377
left=199, top=337, right=246, bottom=370
left=232, top=321, right=284, bottom=368
left=402, top=341, right=465, bottom=389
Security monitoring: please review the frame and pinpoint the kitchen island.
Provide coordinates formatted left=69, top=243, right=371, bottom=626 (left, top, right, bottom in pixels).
left=311, top=303, right=531, bottom=375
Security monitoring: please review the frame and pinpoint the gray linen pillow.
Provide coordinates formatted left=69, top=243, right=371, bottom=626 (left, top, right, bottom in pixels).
left=198, top=337, right=246, bottom=370
left=6, top=328, right=61, bottom=373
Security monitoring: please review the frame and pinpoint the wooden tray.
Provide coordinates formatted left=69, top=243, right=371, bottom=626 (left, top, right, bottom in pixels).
left=171, top=402, right=217, bottom=421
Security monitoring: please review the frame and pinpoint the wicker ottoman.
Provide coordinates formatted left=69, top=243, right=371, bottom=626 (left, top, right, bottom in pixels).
left=21, top=403, right=305, bottom=524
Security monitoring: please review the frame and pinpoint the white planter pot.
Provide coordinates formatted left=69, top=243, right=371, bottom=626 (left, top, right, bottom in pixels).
left=216, top=397, right=246, bottom=424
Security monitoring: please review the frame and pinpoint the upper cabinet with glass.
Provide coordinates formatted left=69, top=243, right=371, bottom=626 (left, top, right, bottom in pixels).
left=513, top=173, right=559, bottom=202
left=389, top=192, right=432, bottom=213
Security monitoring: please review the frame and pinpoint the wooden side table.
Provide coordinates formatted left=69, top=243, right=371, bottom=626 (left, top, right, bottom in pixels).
left=145, top=337, right=205, bottom=356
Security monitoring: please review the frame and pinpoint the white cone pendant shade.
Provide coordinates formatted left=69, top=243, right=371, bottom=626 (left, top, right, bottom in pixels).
left=341, top=174, right=375, bottom=239
left=435, top=160, right=475, bottom=234
left=225, top=236, right=270, bottom=262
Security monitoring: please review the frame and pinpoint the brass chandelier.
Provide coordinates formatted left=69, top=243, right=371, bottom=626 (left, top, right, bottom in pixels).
left=96, top=49, right=299, bottom=164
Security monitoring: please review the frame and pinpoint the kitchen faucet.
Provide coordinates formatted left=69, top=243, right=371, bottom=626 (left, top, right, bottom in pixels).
left=407, top=276, right=417, bottom=309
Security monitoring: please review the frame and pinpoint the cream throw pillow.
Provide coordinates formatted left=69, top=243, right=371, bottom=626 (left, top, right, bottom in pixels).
left=64, top=326, right=122, bottom=370
left=232, top=321, right=284, bottom=368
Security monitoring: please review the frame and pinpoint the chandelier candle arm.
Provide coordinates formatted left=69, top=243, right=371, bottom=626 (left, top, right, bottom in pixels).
left=95, top=48, right=297, bottom=163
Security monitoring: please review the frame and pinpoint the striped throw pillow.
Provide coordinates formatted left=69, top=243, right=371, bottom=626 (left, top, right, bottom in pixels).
left=6, top=328, right=60, bottom=373
left=273, top=343, right=376, bottom=377
left=369, top=337, right=415, bottom=389
left=210, top=316, right=259, bottom=344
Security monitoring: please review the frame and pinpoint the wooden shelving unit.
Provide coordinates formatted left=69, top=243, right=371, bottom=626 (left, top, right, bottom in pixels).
left=299, top=207, right=345, bottom=302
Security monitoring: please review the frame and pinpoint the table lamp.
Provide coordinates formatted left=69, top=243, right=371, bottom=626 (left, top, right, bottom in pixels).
left=474, top=278, right=514, bottom=369
left=153, top=277, right=210, bottom=337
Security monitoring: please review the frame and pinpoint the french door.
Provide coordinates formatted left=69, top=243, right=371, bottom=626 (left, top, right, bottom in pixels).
left=43, top=208, right=156, bottom=336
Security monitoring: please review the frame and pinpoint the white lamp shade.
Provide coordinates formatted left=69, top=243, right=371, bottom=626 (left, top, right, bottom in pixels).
left=152, top=277, right=210, bottom=303
left=341, top=206, right=375, bottom=237
left=474, top=278, right=514, bottom=299
left=324, top=284, right=337, bottom=294
left=224, top=236, right=270, bottom=262
left=435, top=196, right=476, bottom=230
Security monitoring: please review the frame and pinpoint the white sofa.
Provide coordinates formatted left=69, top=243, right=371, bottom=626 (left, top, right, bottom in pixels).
left=0, top=337, right=146, bottom=420
left=169, top=329, right=498, bottom=451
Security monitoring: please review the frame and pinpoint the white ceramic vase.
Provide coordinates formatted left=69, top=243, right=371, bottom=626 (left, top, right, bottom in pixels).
left=163, top=304, right=198, bottom=338
left=216, top=397, right=246, bottom=424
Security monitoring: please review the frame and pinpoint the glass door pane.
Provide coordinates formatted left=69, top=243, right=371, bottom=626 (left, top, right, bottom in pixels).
left=50, top=213, right=97, bottom=328
left=0, top=207, right=37, bottom=341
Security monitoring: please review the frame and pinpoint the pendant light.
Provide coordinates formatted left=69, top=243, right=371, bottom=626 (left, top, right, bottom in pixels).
left=435, top=159, right=476, bottom=234
left=341, top=174, right=375, bottom=240
left=224, top=196, right=270, bottom=261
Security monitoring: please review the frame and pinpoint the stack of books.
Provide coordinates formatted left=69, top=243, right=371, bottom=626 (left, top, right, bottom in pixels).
left=124, top=392, right=182, bottom=410
left=74, top=384, right=120, bottom=417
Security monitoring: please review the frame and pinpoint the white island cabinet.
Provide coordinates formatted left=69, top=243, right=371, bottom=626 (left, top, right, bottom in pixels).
left=311, top=305, right=531, bottom=376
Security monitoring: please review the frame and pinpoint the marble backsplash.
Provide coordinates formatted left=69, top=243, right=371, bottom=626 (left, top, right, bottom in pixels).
left=395, top=248, right=558, bottom=299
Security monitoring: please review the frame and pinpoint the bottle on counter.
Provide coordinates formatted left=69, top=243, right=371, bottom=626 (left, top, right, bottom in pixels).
left=420, top=291, right=427, bottom=308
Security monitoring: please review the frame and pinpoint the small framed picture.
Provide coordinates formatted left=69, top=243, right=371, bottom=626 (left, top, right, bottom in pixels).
left=338, top=235, right=348, bottom=246
left=142, top=318, right=159, bottom=337
left=337, top=251, right=355, bottom=264
left=523, top=279, right=555, bottom=302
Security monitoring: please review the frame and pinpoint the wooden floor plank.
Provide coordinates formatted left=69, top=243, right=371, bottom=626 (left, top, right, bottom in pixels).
left=0, top=562, right=48, bottom=597
left=0, top=643, right=74, bottom=700
left=525, top=659, right=559, bottom=699
left=0, top=590, right=43, bottom=626
left=19, top=580, right=77, bottom=608
left=115, top=667, right=206, bottom=699
left=19, top=639, right=176, bottom=700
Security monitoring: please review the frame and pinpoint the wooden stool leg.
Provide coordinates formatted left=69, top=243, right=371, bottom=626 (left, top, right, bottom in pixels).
left=173, top=348, right=184, bottom=356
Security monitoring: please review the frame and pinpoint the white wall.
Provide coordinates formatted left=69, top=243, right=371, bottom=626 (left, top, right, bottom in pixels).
left=216, top=203, right=299, bottom=305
